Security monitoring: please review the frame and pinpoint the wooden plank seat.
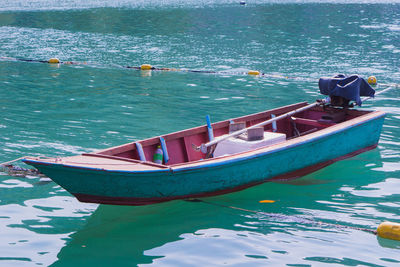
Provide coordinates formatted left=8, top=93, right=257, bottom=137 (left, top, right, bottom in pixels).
left=290, top=117, right=336, bottom=128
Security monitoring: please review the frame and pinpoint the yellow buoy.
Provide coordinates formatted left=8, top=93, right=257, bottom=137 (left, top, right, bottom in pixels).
left=259, top=200, right=275, bottom=203
left=141, top=64, right=152, bottom=70
left=367, top=76, right=377, bottom=85
left=48, top=58, right=60, bottom=64
left=248, top=70, right=260, bottom=76
left=377, top=221, right=400, bottom=241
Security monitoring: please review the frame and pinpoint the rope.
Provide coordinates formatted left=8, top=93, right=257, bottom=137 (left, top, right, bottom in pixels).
left=0, top=56, right=332, bottom=82
left=3, top=57, right=400, bottom=90
left=186, top=198, right=377, bottom=235
left=362, top=86, right=393, bottom=102
left=0, top=156, right=26, bottom=166
left=0, top=57, right=86, bottom=66
left=0, top=164, right=44, bottom=178
left=0, top=156, right=45, bottom=178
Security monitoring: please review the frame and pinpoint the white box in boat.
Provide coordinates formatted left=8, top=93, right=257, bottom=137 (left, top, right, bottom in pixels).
left=214, top=131, right=286, bottom=157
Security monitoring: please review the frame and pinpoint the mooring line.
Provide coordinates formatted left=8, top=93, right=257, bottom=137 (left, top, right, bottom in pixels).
left=0, top=157, right=45, bottom=178
left=0, top=164, right=44, bottom=178
left=186, top=198, right=377, bottom=235
left=0, top=156, right=26, bottom=166
left=4, top=56, right=399, bottom=89
left=0, top=56, right=330, bottom=82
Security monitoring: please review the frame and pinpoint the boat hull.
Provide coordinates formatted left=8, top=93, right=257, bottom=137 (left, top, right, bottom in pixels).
left=25, top=113, right=385, bottom=205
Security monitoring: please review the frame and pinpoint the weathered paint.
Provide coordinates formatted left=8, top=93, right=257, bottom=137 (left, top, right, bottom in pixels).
left=24, top=112, right=385, bottom=206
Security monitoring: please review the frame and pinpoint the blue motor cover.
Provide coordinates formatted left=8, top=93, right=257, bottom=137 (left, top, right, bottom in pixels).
left=319, top=74, right=375, bottom=106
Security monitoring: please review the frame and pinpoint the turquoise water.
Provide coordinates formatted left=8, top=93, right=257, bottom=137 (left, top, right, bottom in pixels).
left=1, top=0, right=400, bottom=266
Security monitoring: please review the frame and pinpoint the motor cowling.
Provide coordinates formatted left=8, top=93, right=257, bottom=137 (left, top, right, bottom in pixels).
left=319, top=74, right=375, bottom=107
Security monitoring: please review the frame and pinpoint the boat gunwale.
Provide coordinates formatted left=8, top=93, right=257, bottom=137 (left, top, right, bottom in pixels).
left=171, top=110, right=386, bottom=172
left=23, top=108, right=386, bottom=174
left=22, top=157, right=172, bottom=174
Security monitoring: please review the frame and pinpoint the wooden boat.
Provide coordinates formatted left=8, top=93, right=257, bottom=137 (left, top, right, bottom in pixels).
left=23, top=100, right=386, bottom=206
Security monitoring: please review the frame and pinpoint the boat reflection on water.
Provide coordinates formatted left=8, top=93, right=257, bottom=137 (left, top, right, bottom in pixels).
left=50, top=197, right=252, bottom=266
left=50, top=149, right=391, bottom=266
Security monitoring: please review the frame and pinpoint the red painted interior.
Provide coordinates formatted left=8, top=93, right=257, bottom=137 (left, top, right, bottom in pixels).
left=95, top=104, right=371, bottom=166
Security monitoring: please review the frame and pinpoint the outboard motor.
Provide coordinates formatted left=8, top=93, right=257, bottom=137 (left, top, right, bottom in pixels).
left=318, top=74, right=375, bottom=123
left=319, top=74, right=375, bottom=108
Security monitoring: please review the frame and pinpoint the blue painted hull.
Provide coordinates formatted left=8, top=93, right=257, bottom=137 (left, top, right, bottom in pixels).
left=24, top=110, right=385, bottom=205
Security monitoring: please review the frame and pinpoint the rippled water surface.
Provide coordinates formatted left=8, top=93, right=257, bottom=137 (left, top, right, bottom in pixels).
left=1, top=0, right=400, bottom=266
